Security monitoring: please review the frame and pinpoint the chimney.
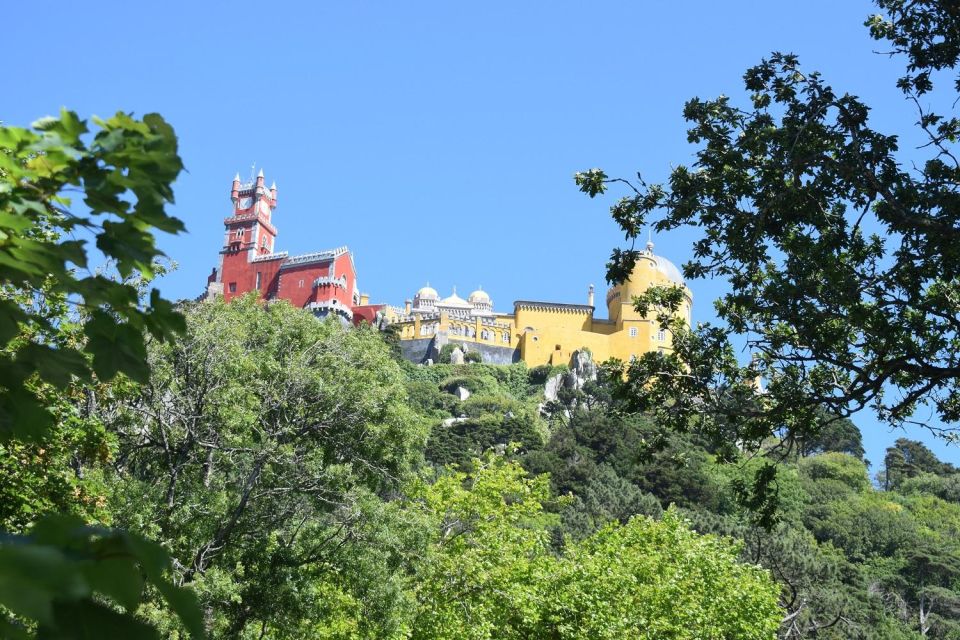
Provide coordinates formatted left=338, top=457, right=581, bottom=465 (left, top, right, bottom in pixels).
left=587, top=284, right=595, bottom=307
left=359, top=293, right=370, bottom=305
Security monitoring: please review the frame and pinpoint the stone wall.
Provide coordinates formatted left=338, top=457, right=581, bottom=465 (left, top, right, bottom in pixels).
left=398, top=337, right=520, bottom=365
left=460, top=341, right=521, bottom=365
left=400, top=337, right=436, bottom=363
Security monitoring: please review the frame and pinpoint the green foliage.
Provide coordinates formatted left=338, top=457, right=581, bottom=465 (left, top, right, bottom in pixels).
left=426, top=394, right=546, bottom=466
left=101, top=297, right=426, bottom=636
left=527, top=363, right=565, bottom=385
left=407, top=455, right=782, bottom=639
left=463, top=349, right=481, bottom=363
left=799, top=452, right=871, bottom=495
left=794, top=413, right=866, bottom=460
left=0, top=110, right=185, bottom=441
left=435, top=343, right=457, bottom=364
left=405, top=380, right=459, bottom=419
left=542, top=509, right=782, bottom=640
left=0, top=112, right=199, bottom=638
left=408, top=455, right=553, bottom=639
left=576, top=1, right=960, bottom=538
left=882, top=438, right=957, bottom=491
left=0, top=515, right=202, bottom=639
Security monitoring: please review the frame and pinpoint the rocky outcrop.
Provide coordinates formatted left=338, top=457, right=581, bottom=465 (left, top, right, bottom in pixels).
left=542, top=349, right=597, bottom=410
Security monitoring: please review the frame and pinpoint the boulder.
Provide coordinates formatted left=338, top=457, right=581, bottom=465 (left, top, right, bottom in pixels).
left=450, top=346, right=465, bottom=365
left=454, top=385, right=471, bottom=401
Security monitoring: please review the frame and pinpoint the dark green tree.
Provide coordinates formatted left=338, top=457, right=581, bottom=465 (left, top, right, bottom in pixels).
left=574, top=1, right=960, bottom=525
left=101, top=296, right=426, bottom=636
left=0, top=111, right=201, bottom=639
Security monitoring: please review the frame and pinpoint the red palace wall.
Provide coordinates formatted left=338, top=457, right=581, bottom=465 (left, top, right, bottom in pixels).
left=206, top=171, right=384, bottom=325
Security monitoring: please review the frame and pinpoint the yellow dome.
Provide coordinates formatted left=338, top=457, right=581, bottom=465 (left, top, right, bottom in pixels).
left=416, top=284, right=438, bottom=299
left=468, top=287, right=490, bottom=304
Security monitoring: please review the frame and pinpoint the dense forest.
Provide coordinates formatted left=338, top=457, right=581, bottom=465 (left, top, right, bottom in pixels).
left=3, top=0, right=960, bottom=637
left=3, top=295, right=959, bottom=637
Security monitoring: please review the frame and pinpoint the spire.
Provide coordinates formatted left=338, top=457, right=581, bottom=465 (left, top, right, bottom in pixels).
left=233, top=172, right=240, bottom=182
left=646, top=228, right=654, bottom=253
left=270, top=181, right=277, bottom=190
left=257, top=168, right=264, bottom=178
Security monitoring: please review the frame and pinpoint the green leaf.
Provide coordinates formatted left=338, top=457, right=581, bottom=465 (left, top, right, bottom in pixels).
left=83, top=311, right=149, bottom=382
left=50, top=599, right=159, bottom=640
left=155, top=580, right=205, bottom=639
left=0, top=544, right=87, bottom=625
left=81, top=557, right=144, bottom=613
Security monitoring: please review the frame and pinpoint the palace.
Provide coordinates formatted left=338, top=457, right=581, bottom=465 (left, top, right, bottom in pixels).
left=204, top=170, right=385, bottom=325
left=390, top=242, right=693, bottom=366
left=204, top=170, right=693, bottom=367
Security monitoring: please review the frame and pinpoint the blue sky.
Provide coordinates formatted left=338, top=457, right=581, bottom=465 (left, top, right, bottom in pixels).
left=6, top=1, right=957, bottom=467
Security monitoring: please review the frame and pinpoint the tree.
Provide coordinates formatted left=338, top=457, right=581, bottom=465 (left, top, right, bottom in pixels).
left=574, top=0, right=960, bottom=474
left=882, top=438, right=955, bottom=490
left=407, top=454, right=783, bottom=640
left=795, top=413, right=866, bottom=460
left=574, top=0, right=960, bottom=530
left=0, top=111, right=201, bottom=638
left=407, top=454, right=554, bottom=640
left=540, top=508, right=782, bottom=639
left=101, top=296, right=426, bottom=636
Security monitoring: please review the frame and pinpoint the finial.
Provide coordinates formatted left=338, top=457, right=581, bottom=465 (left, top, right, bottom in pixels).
left=452, top=285, right=457, bottom=295
left=646, top=228, right=654, bottom=253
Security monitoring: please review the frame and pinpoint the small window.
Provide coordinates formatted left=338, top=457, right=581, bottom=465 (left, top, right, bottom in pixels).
left=299, top=279, right=304, bottom=288
left=255, top=272, right=262, bottom=290
left=658, top=329, right=666, bottom=341
left=629, top=327, right=638, bottom=338
left=235, top=229, right=243, bottom=238
left=228, top=282, right=237, bottom=293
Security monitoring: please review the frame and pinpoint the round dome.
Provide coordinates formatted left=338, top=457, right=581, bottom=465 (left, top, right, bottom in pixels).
left=652, top=255, right=684, bottom=285
left=416, top=284, right=438, bottom=299
left=468, top=288, right=491, bottom=304
left=643, top=241, right=684, bottom=285
left=439, top=291, right=471, bottom=308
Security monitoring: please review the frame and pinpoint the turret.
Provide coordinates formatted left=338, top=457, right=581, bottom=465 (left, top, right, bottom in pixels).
left=255, top=168, right=265, bottom=195
left=404, top=299, right=412, bottom=315
left=270, top=181, right=278, bottom=207
left=230, top=173, right=240, bottom=204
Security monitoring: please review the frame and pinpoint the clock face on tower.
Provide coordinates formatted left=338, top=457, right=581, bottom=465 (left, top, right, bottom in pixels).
left=238, top=196, right=253, bottom=210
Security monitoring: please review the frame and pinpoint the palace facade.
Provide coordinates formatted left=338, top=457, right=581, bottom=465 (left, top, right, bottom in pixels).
left=204, top=171, right=693, bottom=367
left=390, top=241, right=693, bottom=366
left=204, top=170, right=385, bottom=325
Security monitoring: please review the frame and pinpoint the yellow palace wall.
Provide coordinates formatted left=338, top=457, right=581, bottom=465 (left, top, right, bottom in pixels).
left=393, top=248, right=693, bottom=367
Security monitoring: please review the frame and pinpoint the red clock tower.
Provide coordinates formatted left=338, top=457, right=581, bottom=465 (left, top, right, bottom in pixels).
left=205, top=169, right=385, bottom=325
